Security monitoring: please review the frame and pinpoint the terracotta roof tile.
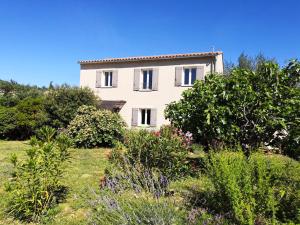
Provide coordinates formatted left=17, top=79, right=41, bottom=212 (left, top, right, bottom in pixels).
left=78, top=51, right=222, bottom=64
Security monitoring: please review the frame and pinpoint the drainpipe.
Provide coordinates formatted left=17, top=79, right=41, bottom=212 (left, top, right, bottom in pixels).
left=210, top=57, right=216, bottom=74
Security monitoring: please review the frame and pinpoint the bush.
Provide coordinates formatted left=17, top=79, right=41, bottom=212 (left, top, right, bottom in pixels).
left=5, top=127, right=72, bottom=222
left=67, top=105, right=125, bottom=148
left=165, top=60, right=300, bottom=156
left=44, top=85, right=99, bottom=128
left=89, top=190, right=185, bottom=225
left=0, top=97, right=48, bottom=140
left=204, top=152, right=300, bottom=224
left=111, top=126, right=192, bottom=179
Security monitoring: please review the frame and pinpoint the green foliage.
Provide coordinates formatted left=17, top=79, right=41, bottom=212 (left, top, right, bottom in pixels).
left=0, top=79, right=45, bottom=107
left=112, top=126, right=191, bottom=179
left=5, top=127, right=72, bottom=222
left=44, top=85, right=99, bottom=128
left=0, top=97, right=48, bottom=140
left=205, top=152, right=300, bottom=224
left=0, top=81, right=100, bottom=140
left=165, top=60, right=300, bottom=157
left=67, top=105, right=125, bottom=148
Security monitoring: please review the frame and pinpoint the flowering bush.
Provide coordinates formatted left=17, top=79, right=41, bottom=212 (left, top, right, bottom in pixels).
left=67, top=105, right=126, bottom=148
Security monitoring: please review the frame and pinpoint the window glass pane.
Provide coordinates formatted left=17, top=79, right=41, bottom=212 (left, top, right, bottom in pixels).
left=191, top=68, right=196, bottom=84
left=143, top=71, right=148, bottom=89
left=109, top=72, right=112, bottom=86
left=184, top=69, right=190, bottom=85
left=146, top=109, right=151, bottom=125
left=141, top=109, right=145, bottom=124
left=148, top=70, right=153, bottom=89
left=105, top=72, right=109, bottom=86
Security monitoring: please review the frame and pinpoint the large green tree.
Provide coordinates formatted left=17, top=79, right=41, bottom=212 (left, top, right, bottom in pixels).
left=165, top=60, right=300, bottom=158
left=44, top=85, right=100, bottom=128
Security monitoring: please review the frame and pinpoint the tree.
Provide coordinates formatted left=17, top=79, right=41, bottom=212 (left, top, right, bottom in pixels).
left=165, top=60, right=300, bottom=157
left=44, top=85, right=100, bottom=128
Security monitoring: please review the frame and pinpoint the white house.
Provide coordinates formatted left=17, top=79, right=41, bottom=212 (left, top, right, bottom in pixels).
left=79, top=51, right=224, bottom=128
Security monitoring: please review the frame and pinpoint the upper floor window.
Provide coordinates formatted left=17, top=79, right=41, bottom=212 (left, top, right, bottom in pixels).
left=142, top=70, right=153, bottom=90
left=183, top=68, right=197, bottom=86
left=104, top=71, right=113, bottom=87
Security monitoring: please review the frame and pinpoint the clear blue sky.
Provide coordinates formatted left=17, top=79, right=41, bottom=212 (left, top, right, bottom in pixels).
left=0, top=0, right=299, bottom=86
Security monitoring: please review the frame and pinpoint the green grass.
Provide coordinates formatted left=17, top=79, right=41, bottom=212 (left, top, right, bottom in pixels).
left=0, top=140, right=110, bottom=225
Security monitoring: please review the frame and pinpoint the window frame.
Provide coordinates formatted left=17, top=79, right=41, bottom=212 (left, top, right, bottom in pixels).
left=103, top=71, right=113, bottom=87
left=139, top=108, right=151, bottom=126
left=182, top=67, right=197, bottom=86
left=141, top=69, right=153, bottom=90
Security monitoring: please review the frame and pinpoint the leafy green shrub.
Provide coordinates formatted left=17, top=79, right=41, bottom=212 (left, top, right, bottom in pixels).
left=67, top=105, right=125, bottom=148
left=205, top=152, right=300, bottom=224
left=112, top=126, right=191, bottom=179
left=0, top=97, right=48, bottom=140
left=44, top=85, right=99, bottom=128
left=0, top=106, right=17, bottom=139
left=5, top=127, right=72, bottom=222
left=165, top=61, right=300, bottom=155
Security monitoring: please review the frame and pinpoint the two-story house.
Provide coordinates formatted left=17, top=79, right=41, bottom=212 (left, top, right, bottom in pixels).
left=79, top=51, right=224, bottom=129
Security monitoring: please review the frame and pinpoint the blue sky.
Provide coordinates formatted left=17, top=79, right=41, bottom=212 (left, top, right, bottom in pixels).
left=0, top=0, right=299, bottom=86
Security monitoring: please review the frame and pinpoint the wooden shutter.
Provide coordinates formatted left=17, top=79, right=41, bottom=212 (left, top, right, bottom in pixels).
left=95, top=70, right=102, bottom=88
left=150, top=108, right=157, bottom=127
left=133, top=69, right=140, bottom=91
left=175, top=67, right=182, bottom=86
left=152, top=68, right=159, bottom=91
left=131, top=108, right=139, bottom=127
left=112, top=70, right=118, bottom=87
left=196, top=66, right=205, bottom=80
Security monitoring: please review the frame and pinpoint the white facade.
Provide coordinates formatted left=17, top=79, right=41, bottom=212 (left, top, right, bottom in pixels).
left=79, top=52, right=223, bottom=129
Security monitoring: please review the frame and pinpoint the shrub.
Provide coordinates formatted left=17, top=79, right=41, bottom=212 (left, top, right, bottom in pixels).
left=0, top=97, right=48, bottom=140
left=103, top=158, right=170, bottom=198
left=44, top=85, right=99, bottom=128
left=0, top=106, right=17, bottom=139
left=111, top=126, right=192, bottom=179
left=165, top=60, right=300, bottom=155
left=205, top=152, right=300, bottom=224
left=5, top=127, right=72, bottom=222
left=67, top=105, right=125, bottom=148
left=89, top=190, right=185, bottom=225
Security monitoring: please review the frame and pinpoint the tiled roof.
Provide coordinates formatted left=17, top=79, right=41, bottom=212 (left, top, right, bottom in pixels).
left=78, top=51, right=222, bottom=64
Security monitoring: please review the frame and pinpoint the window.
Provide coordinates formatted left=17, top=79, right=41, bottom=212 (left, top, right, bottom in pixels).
left=142, top=70, right=153, bottom=89
left=104, top=71, right=112, bottom=87
left=183, top=68, right=196, bottom=86
left=140, top=109, right=151, bottom=126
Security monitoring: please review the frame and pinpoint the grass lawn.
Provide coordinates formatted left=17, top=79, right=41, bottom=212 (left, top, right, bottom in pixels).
left=0, top=140, right=111, bottom=225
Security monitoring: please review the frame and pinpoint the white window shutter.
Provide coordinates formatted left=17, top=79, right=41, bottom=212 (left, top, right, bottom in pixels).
left=133, top=69, right=140, bottom=91
left=131, top=108, right=139, bottom=127
left=152, top=68, right=159, bottom=91
left=175, top=67, right=182, bottom=86
left=196, top=66, right=205, bottom=80
left=112, top=70, right=118, bottom=87
left=96, top=70, right=102, bottom=88
left=150, top=108, right=157, bottom=127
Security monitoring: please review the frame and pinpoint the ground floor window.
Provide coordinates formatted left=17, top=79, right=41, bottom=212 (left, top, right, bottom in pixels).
left=140, top=109, right=151, bottom=125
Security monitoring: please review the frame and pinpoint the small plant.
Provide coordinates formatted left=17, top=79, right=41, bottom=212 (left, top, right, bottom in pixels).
left=67, top=105, right=126, bottom=148
left=5, top=127, right=72, bottom=222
